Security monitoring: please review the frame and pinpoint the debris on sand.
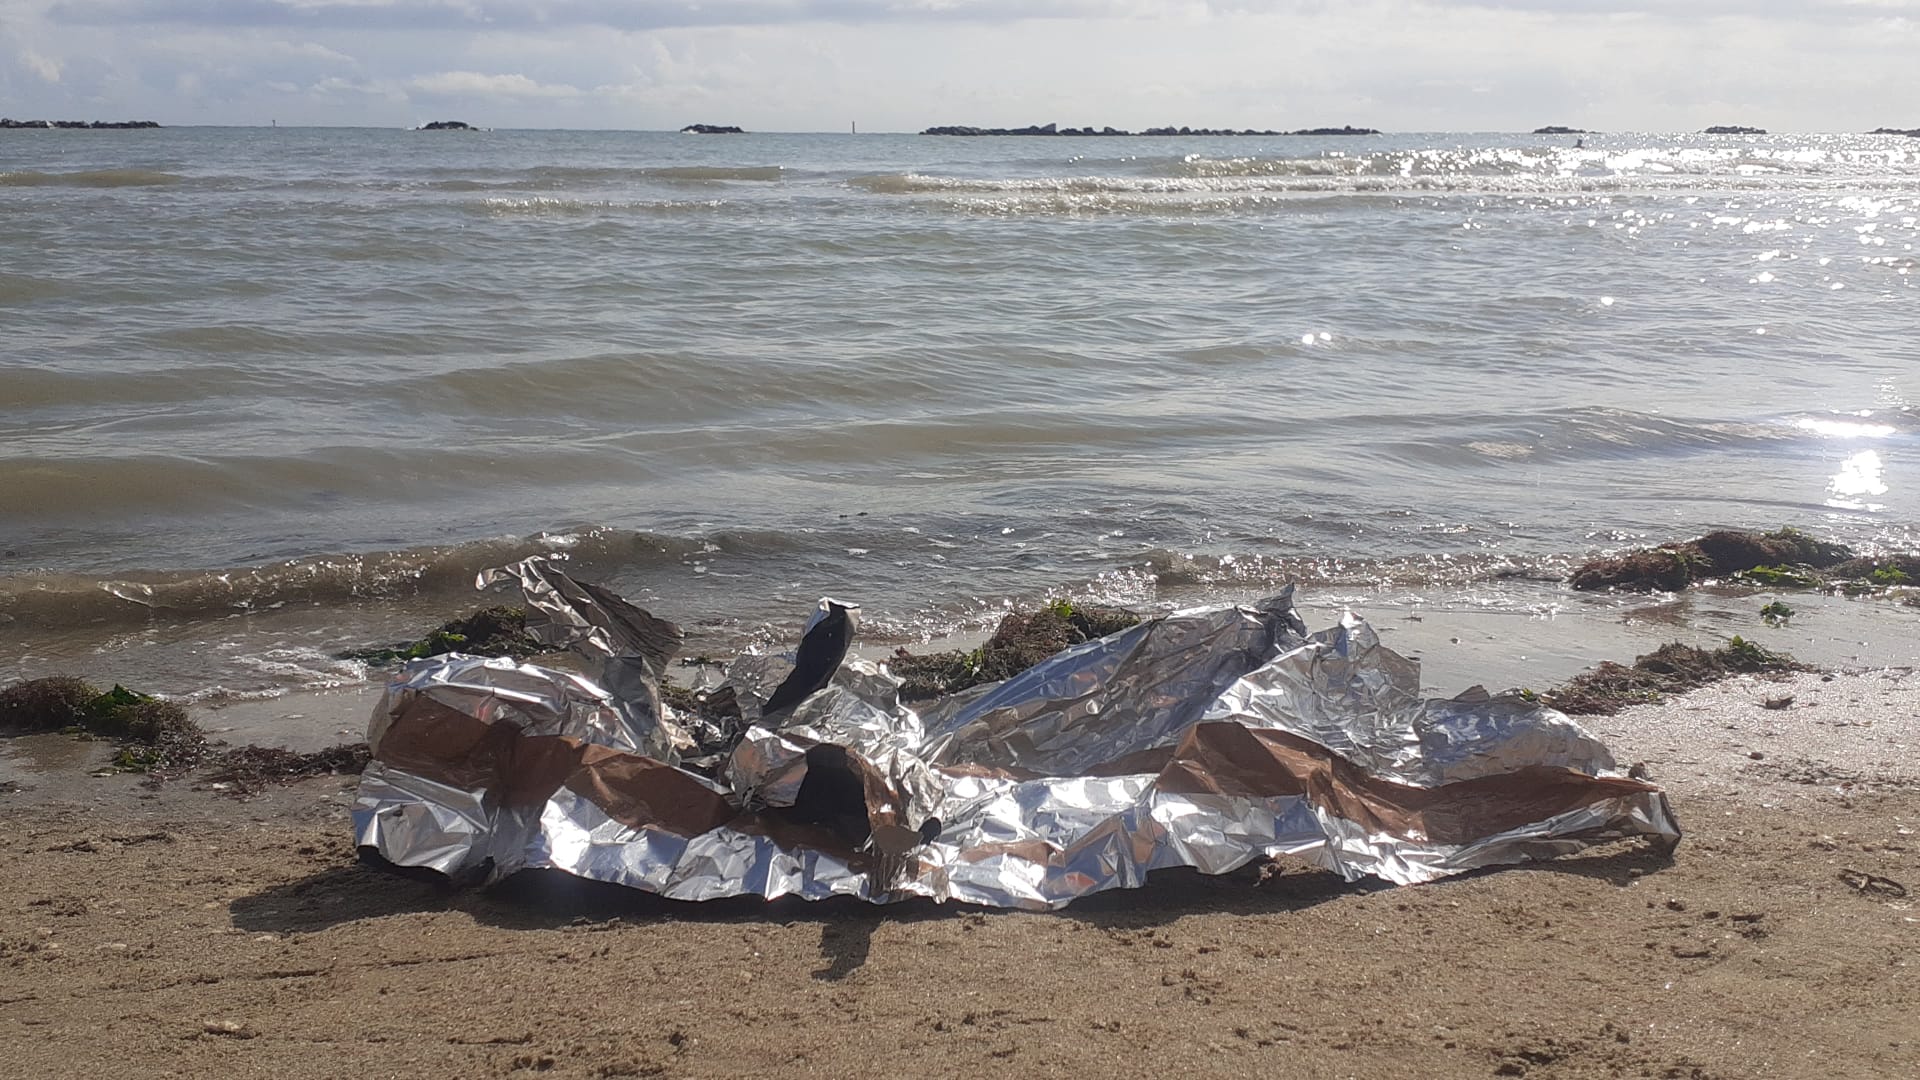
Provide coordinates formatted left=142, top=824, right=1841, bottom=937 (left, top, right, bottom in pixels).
left=0, top=676, right=206, bottom=773
left=200, top=743, right=372, bottom=797
left=341, top=606, right=545, bottom=665
left=1542, top=638, right=1805, bottom=715
left=356, top=562, right=1681, bottom=908
left=889, top=600, right=1142, bottom=700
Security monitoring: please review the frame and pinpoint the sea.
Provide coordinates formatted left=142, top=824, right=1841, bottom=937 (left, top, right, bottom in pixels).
left=3, top=127, right=1917, bottom=704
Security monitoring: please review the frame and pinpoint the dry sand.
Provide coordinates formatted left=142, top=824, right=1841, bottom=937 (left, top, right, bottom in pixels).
left=3, top=669, right=1917, bottom=1079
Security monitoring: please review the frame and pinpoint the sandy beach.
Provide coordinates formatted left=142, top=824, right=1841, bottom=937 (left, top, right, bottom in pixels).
left=3, top=666, right=1915, bottom=1079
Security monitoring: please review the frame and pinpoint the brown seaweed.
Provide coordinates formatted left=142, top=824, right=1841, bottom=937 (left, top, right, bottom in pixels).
left=1542, top=637, right=1804, bottom=715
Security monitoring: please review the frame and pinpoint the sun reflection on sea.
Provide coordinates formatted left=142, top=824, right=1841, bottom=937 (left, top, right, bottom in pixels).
left=1827, top=450, right=1889, bottom=511
left=1795, top=415, right=1897, bottom=439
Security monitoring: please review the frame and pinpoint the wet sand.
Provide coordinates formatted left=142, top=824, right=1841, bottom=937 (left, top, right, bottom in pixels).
left=3, top=666, right=1917, bottom=1078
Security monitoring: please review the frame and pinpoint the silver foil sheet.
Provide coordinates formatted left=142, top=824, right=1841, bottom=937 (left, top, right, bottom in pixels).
left=355, top=562, right=1680, bottom=909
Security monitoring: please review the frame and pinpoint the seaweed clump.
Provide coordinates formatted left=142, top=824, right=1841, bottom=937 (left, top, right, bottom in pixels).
left=1571, top=528, right=1854, bottom=592
left=0, top=675, right=97, bottom=732
left=889, top=600, right=1142, bottom=701
left=342, top=605, right=543, bottom=664
left=1829, top=554, right=1920, bottom=595
left=201, top=742, right=372, bottom=797
left=0, top=676, right=206, bottom=773
left=1543, top=637, right=1805, bottom=716
left=1, top=676, right=379, bottom=790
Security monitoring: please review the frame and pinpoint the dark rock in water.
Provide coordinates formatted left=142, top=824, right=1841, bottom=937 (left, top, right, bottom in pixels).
left=417, top=120, right=474, bottom=131
left=1569, top=546, right=1704, bottom=593
left=681, top=123, right=745, bottom=134
left=1569, top=527, right=1855, bottom=592
left=1, top=118, right=159, bottom=129
left=1869, top=127, right=1920, bottom=137
left=1533, top=126, right=1591, bottom=135
left=1703, top=125, right=1766, bottom=135
left=1691, top=528, right=1850, bottom=574
left=923, top=123, right=1067, bottom=136
left=1288, top=126, right=1380, bottom=136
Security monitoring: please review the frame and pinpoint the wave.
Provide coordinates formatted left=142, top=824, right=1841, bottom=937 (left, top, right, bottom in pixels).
left=518, top=164, right=785, bottom=184
left=852, top=170, right=1916, bottom=201
left=0, top=164, right=789, bottom=197
left=0, top=529, right=666, bottom=629
left=0, top=522, right=1582, bottom=636
left=424, top=165, right=786, bottom=191
left=0, top=168, right=185, bottom=188
left=633, top=165, right=786, bottom=182
left=471, top=196, right=730, bottom=215
left=849, top=140, right=1920, bottom=206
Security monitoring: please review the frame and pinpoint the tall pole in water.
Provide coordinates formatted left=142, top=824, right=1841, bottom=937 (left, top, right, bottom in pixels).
left=851, top=121, right=857, bottom=135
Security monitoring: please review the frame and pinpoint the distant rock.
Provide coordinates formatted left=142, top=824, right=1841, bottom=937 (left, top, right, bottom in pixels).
left=920, top=122, right=1377, bottom=137
left=923, top=123, right=1073, bottom=136
left=1533, top=125, right=1591, bottom=135
left=0, top=118, right=159, bottom=129
left=1138, top=125, right=1287, bottom=137
left=1869, top=127, right=1920, bottom=137
left=1703, top=125, right=1766, bottom=135
left=681, top=124, right=746, bottom=134
left=417, top=120, right=474, bottom=131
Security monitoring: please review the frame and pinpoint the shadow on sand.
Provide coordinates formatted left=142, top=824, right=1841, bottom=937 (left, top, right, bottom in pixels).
left=228, top=839, right=1676, bottom=979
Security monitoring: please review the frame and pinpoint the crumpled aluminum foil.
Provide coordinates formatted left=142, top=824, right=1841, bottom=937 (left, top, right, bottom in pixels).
left=355, top=562, right=1680, bottom=909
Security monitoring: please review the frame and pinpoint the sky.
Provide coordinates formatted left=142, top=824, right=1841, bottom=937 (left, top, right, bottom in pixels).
left=2, top=1, right=1917, bottom=131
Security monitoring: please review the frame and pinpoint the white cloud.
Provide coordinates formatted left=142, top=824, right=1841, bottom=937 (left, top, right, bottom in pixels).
left=20, top=49, right=63, bottom=81
left=1, top=0, right=1916, bottom=129
left=407, top=69, right=581, bottom=98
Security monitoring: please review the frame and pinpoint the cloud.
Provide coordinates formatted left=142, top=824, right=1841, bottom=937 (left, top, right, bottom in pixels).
left=408, top=69, right=580, bottom=97
left=19, top=49, right=63, bottom=81
left=42, top=0, right=1156, bottom=32
left=4, top=0, right=1916, bottom=129
left=38, top=0, right=1920, bottom=32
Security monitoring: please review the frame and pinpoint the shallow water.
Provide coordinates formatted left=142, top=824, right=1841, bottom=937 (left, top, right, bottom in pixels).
left=3, top=127, right=1917, bottom=698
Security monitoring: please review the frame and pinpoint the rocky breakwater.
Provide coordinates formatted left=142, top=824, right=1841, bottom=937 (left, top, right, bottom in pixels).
left=417, top=120, right=474, bottom=130
left=681, top=123, right=745, bottom=134
left=1703, top=125, right=1767, bottom=134
left=1, top=118, right=159, bottom=129
left=1870, top=127, right=1920, bottom=137
left=922, top=122, right=1378, bottom=136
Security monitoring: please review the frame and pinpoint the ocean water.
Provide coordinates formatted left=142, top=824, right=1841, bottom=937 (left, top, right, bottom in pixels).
left=2, top=127, right=1917, bottom=699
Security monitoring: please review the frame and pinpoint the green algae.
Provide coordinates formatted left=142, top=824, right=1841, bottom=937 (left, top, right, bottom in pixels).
left=1736, top=565, right=1821, bottom=589
left=342, top=605, right=543, bottom=664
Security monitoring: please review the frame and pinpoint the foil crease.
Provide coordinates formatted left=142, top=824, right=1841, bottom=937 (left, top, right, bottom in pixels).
left=356, top=563, right=1681, bottom=909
